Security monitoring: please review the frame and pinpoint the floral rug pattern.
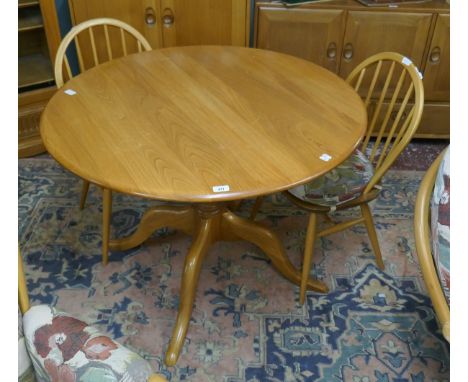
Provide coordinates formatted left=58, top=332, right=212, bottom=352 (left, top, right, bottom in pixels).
left=18, top=156, right=449, bottom=381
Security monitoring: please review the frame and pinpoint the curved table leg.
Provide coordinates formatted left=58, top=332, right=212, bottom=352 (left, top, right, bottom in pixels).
left=165, top=216, right=215, bottom=366
left=109, top=205, right=195, bottom=252
left=221, top=210, right=328, bottom=293
left=109, top=203, right=327, bottom=366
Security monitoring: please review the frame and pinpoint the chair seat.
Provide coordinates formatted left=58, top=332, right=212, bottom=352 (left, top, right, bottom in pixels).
left=23, top=305, right=154, bottom=382
left=431, top=147, right=450, bottom=305
left=288, top=149, right=374, bottom=207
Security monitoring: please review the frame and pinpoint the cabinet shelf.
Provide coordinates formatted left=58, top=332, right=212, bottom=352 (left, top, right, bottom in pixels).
left=18, top=0, right=40, bottom=8
left=19, top=53, right=54, bottom=89
left=19, top=6, right=44, bottom=32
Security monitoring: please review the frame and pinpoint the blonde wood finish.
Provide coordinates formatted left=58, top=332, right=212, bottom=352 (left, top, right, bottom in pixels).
left=79, top=180, right=90, bottom=210
left=316, top=216, right=365, bottom=238
left=258, top=52, right=424, bottom=303
left=54, top=18, right=152, bottom=264
left=249, top=195, right=264, bottom=220
left=339, top=11, right=432, bottom=79
left=160, top=0, right=249, bottom=47
left=39, top=0, right=63, bottom=64
left=423, top=14, right=449, bottom=101
left=109, top=206, right=195, bottom=251
left=102, top=188, right=112, bottom=265
left=19, top=87, right=56, bottom=158
left=68, top=0, right=164, bottom=50
left=257, top=0, right=448, bottom=11
left=148, top=376, right=168, bottom=382
left=43, top=46, right=366, bottom=202
left=54, top=17, right=152, bottom=87
left=110, top=202, right=329, bottom=366
left=41, top=46, right=364, bottom=365
left=360, top=203, right=385, bottom=269
left=68, top=0, right=250, bottom=51
left=18, top=251, right=30, bottom=315
left=256, top=7, right=346, bottom=73
left=374, top=101, right=449, bottom=139
left=19, top=136, right=46, bottom=158
left=300, top=213, right=317, bottom=305
left=414, top=148, right=449, bottom=342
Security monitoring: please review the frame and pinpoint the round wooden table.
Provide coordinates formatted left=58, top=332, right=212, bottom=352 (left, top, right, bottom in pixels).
left=41, top=46, right=367, bottom=366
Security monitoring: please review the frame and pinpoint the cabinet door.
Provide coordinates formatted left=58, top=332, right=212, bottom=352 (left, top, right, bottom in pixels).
left=256, top=7, right=345, bottom=73
left=69, top=0, right=163, bottom=50
left=339, top=11, right=432, bottom=79
left=423, top=14, right=449, bottom=101
left=160, top=0, right=248, bottom=47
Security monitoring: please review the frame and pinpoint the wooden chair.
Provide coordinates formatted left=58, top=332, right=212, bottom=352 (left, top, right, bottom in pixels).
left=19, top=251, right=167, bottom=381
left=414, top=148, right=450, bottom=342
left=54, top=18, right=152, bottom=264
left=251, top=52, right=424, bottom=304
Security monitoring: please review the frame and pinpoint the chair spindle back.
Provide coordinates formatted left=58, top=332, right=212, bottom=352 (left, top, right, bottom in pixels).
left=345, top=52, right=424, bottom=194
left=55, top=18, right=152, bottom=88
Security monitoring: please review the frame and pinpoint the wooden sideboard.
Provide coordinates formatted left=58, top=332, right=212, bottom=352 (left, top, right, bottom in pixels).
left=254, top=0, right=449, bottom=138
left=68, top=0, right=251, bottom=49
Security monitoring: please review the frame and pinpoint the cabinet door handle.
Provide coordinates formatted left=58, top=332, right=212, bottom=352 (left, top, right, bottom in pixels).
left=145, top=7, right=156, bottom=26
left=327, top=42, right=337, bottom=59
left=162, top=9, right=175, bottom=28
left=343, top=43, right=353, bottom=60
left=429, top=46, right=441, bottom=63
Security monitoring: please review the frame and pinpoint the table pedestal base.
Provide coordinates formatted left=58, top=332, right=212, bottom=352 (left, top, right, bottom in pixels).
left=109, top=203, right=328, bottom=366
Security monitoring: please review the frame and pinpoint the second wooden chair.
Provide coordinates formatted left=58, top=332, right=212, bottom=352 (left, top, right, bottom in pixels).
left=251, top=52, right=425, bottom=304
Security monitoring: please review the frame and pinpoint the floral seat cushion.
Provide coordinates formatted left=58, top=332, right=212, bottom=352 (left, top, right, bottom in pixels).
left=288, top=149, right=374, bottom=207
left=22, top=305, right=154, bottom=382
left=431, top=147, right=450, bottom=305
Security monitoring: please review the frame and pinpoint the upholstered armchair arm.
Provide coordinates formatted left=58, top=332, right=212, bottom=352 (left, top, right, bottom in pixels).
left=414, top=148, right=450, bottom=342
left=22, top=305, right=168, bottom=381
left=148, top=375, right=168, bottom=382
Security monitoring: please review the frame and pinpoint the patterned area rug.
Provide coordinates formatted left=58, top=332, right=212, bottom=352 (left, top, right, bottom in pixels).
left=18, top=156, right=449, bottom=381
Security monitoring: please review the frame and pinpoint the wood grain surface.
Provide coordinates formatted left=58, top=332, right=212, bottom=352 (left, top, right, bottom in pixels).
left=41, top=46, right=367, bottom=202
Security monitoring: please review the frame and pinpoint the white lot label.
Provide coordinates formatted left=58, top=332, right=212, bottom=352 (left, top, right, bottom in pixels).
left=402, top=57, right=412, bottom=66
left=320, top=153, right=332, bottom=162
left=213, top=185, right=230, bottom=193
left=64, top=89, right=77, bottom=96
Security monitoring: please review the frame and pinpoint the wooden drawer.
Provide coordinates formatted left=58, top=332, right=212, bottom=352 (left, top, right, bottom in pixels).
left=416, top=103, right=449, bottom=138
left=370, top=101, right=449, bottom=139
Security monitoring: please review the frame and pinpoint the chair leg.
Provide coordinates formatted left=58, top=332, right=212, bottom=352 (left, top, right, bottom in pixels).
left=300, top=213, right=317, bottom=305
left=102, top=188, right=112, bottom=266
left=249, top=196, right=264, bottom=221
left=80, top=180, right=90, bottom=210
left=360, top=203, right=385, bottom=270
left=323, top=213, right=334, bottom=224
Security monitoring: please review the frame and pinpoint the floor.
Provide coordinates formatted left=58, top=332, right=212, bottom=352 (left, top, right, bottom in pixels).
left=19, top=139, right=450, bottom=381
